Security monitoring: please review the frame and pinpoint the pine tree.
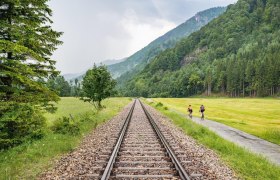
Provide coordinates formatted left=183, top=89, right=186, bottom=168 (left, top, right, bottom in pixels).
left=0, top=0, right=62, bottom=148
left=0, top=0, right=62, bottom=105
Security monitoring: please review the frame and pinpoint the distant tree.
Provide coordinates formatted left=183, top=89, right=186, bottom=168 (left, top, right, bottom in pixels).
left=47, top=76, right=71, bottom=97
left=73, top=78, right=82, bottom=97
left=81, top=65, right=116, bottom=109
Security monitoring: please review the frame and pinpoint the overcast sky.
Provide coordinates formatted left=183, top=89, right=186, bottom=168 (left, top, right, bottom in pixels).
left=48, top=0, right=237, bottom=74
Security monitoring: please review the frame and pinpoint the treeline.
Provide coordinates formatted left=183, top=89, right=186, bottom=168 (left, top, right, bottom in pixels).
left=46, top=76, right=82, bottom=97
left=120, top=0, right=280, bottom=97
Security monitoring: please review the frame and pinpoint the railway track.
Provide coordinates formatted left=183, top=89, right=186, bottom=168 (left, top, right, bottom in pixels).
left=99, top=99, right=190, bottom=179
left=41, top=99, right=235, bottom=179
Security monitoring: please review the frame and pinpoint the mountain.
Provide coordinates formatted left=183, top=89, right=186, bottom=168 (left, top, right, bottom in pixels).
left=99, top=58, right=127, bottom=66
left=63, top=72, right=85, bottom=81
left=122, top=0, right=280, bottom=97
left=108, top=7, right=227, bottom=79
left=64, top=58, right=126, bottom=81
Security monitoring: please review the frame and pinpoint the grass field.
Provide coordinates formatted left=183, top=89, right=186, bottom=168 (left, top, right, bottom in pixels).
left=44, top=97, right=126, bottom=125
left=0, top=97, right=131, bottom=179
left=145, top=99, right=280, bottom=180
left=150, top=98, right=280, bottom=145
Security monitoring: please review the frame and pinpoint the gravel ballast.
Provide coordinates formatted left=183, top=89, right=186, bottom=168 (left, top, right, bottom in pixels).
left=39, top=102, right=133, bottom=179
left=143, top=103, right=237, bottom=179
left=39, top=100, right=236, bottom=179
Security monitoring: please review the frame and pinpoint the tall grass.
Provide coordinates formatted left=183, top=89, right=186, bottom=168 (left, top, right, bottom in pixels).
left=0, top=97, right=131, bottom=179
left=146, top=100, right=280, bottom=180
left=152, top=98, right=280, bottom=145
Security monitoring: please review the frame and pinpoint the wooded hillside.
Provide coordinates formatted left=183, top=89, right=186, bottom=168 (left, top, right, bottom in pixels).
left=121, top=0, right=280, bottom=97
left=108, top=7, right=226, bottom=80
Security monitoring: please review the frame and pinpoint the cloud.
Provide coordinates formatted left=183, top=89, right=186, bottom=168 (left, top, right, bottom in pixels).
left=120, top=9, right=176, bottom=56
left=48, top=0, right=237, bottom=74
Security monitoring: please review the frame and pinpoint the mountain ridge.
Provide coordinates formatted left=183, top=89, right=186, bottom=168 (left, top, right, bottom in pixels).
left=121, top=0, right=280, bottom=97
left=108, top=7, right=227, bottom=79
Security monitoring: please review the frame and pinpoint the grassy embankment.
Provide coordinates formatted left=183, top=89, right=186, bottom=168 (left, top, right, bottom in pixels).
left=144, top=98, right=280, bottom=180
left=151, top=98, right=280, bottom=145
left=0, top=97, right=131, bottom=179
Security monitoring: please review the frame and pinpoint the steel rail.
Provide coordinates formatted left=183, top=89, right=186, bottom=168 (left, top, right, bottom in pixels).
left=139, top=99, right=191, bottom=180
left=101, top=99, right=136, bottom=180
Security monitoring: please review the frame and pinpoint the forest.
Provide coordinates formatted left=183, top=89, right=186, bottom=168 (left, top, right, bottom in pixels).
left=120, top=0, right=280, bottom=97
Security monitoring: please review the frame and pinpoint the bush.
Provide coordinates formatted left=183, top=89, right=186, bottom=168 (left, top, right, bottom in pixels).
left=155, top=102, right=163, bottom=107
left=51, top=116, right=80, bottom=135
left=0, top=103, right=46, bottom=149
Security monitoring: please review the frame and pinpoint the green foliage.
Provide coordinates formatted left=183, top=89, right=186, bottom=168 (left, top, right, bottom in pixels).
left=121, top=0, right=280, bottom=98
left=0, top=97, right=131, bottom=179
left=81, top=65, right=116, bottom=109
left=155, top=102, right=163, bottom=107
left=0, top=0, right=62, bottom=149
left=0, top=0, right=62, bottom=106
left=51, top=116, right=80, bottom=135
left=69, top=78, right=82, bottom=97
left=47, top=76, right=71, bottom=97
left=0, top=103, right=46, bottom=149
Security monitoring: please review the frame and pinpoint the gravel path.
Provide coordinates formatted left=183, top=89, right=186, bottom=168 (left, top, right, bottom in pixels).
left=39, top=100, right=236, bottom=179
left=180, top=113, right=280, bottom=166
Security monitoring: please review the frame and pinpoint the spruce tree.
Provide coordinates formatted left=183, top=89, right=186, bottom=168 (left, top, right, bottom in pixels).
left=0, top=0, right=62, bottom=148
left=0, top=0, right=62, bottom=105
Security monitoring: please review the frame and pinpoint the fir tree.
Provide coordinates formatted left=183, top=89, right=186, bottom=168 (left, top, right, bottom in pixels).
left=0, top=0, right=62, bottom=148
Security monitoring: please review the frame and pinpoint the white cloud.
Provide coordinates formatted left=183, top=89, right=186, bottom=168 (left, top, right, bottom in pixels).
left=49, top=0, right=237, bottom=74
left=121, top=9, right=176, bottom=56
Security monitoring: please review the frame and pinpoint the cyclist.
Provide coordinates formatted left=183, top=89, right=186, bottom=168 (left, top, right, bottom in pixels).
left=188, top=105, right=193, bottom=119
left=199, top=105, right=205, bottom=120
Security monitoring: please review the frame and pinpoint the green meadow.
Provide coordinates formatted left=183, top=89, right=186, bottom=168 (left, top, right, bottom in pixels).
left=150, top=98, right=280, bottom=145
left=0, top=97, right=131, bottom=179
left=145, top=99, right=280, bottom=180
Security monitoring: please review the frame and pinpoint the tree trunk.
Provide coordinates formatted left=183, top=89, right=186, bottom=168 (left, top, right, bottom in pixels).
left=98, top=100, right=102, bottom=109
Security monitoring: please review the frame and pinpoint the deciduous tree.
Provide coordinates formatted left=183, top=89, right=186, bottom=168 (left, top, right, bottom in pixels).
left=81, top=65, right=116, bottom=109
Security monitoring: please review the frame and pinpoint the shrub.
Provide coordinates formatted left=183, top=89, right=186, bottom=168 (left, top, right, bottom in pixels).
left=0, top=103, right=46, bottom=149
left=51, top=116, right=80, bottom=135
left=155, top=102, right=163, bottom=107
